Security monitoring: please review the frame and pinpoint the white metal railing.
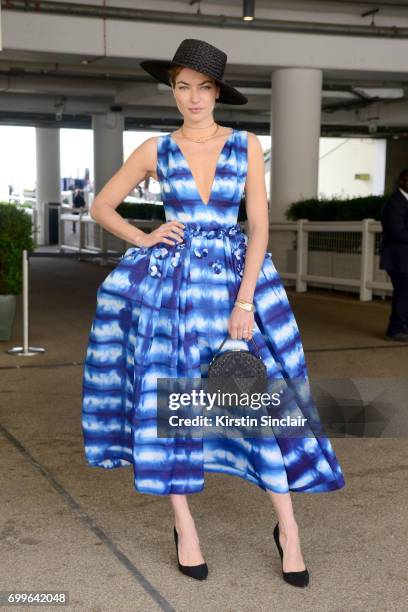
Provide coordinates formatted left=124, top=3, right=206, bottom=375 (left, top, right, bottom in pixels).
left=58, top=208, right=166, bottom=260
left=269, top=218, right=391, bottom=301
left=57, top=213, right=392, bottom=301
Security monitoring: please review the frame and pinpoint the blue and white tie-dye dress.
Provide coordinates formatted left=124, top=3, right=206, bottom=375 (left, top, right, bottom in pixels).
left=81, top=129, right=346, bottom=496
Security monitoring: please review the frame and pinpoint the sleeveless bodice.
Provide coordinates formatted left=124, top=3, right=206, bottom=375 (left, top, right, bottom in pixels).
left=156, top=129, right=248, bottom=228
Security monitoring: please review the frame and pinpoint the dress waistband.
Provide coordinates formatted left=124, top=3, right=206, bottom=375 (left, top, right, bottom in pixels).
left=179, top=222, right=244, bottom=239
left=122, top=223, right=246, bottom=259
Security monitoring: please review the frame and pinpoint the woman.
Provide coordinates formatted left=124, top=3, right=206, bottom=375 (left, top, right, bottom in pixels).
left=82, top=38, right=345, bottom=586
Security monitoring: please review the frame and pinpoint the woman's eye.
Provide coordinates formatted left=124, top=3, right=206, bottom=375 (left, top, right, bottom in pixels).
left=178, top=86, right=211, bottom=90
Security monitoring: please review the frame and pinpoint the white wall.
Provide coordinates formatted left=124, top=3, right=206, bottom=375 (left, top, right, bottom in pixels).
left=259, top=135, right=386, bottom=200
left=318, top=138, right=386, bottom=199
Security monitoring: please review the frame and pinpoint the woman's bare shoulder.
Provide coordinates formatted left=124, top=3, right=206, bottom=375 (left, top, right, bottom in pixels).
left=246, top=131, right=261, bottom=145
left=246, top=131, right=264, bottom=161
left=135, top=134, right=164, bottom=181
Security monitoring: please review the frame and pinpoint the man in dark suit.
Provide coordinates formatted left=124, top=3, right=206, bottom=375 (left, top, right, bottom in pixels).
left=72, top=188, right=86, bottom=234
left=379, top=168, right=408, bottom=342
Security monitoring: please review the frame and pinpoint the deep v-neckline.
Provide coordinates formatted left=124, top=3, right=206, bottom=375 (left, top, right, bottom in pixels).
left=169, top=129, right=235, bottom=206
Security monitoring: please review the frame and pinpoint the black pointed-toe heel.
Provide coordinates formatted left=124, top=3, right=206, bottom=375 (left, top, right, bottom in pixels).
left=173, top=526, right=208, bottom=581
left=273, top=522, right=309, bottom=588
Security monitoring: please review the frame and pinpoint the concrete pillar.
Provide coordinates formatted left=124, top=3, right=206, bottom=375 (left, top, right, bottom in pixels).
left=35, top=127, right=61, bottom=246
left=270, top=68, right=323, bottom=222
left=92, top=111, right=124, bottom=253
left=372, top=139, right=386, bottom=196
left=92, top=111, right=124, bottom=197
left=384, top=138, right=408, bottom=194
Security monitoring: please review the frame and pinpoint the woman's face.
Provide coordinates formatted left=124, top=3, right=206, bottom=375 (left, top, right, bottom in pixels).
left=172, top=67, right=220, bottom=124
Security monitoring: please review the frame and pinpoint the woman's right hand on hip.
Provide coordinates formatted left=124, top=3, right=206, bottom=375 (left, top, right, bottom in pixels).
left=141, top=220, right=185, bottom=248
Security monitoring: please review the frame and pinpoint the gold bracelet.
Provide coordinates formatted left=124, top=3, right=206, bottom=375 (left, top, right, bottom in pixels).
left=236, top=298, right=254, bottom=306
left=234, top=300, right=255, bottom=312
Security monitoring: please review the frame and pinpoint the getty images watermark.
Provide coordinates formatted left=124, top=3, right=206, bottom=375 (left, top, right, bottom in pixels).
left=155, top=376, right=407, bottom=438
left=157, top=375, right=326, bottom=439
left=166, top=387, right=307, bottom=428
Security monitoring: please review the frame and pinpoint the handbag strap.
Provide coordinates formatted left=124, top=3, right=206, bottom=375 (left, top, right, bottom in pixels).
left=213, top=334, right=262, bottom=359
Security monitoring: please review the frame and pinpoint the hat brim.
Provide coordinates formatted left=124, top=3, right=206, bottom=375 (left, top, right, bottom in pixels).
left=139, top=59, right=248, bottom=106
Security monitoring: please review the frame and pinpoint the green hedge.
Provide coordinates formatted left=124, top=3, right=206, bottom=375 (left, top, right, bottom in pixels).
left=121, top=193, right=391, bottom=221
left=116, top=202, right=166, bottom=220
left=122, top=193, right=392, bottom=223
left=118, top=193, right=393, bottom=223
left=0, top=203, right=35, bottom=295
left=117, top=196, right=248, bottom=221
left=285, top=194, right=392, bottom=221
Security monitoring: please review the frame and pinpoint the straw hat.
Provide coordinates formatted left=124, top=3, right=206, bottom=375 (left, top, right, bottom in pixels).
left=139, top=38, right=248, bottom=105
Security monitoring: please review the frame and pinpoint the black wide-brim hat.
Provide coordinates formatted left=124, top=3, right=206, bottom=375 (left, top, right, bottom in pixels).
left=139, top=38, right=248, bottom=106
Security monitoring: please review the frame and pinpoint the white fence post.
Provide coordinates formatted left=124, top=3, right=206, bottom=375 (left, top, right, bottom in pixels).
left=296, top=219, right=308, bottom=292
left=57, top=205, right=60, bottom=249
left=360, top=218, right=375, bottom=301
left=100, top=226, right=108, bottom=265
left=78, top=209, right=85, bottom=255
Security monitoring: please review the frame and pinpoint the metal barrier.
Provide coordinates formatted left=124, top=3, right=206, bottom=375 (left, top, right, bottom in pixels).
left=58, top=209, right=163, bottom=257
left=58, top=214, right=392, bottom=300
left=267, top=218, right=391, bottom=301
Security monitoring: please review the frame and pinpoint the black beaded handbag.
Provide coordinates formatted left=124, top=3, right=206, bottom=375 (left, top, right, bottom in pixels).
left=207, top=335, right=268, bottom=396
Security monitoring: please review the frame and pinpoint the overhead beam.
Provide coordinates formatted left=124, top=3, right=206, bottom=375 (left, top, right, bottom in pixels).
left=1, top=8, right=406, bottom=75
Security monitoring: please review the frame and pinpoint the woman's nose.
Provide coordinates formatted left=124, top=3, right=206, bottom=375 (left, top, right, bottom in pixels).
left=190, top=91, right=201, bottom=101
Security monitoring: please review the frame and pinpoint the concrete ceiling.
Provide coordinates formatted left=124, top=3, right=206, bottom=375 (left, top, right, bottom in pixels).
left=1, top=0, right=408, bottom=136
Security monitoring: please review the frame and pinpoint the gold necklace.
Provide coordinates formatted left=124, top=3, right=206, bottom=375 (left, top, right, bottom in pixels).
left=182, top=122, right=216, bottom=130
left=181, top=123, right=219, bottom=143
